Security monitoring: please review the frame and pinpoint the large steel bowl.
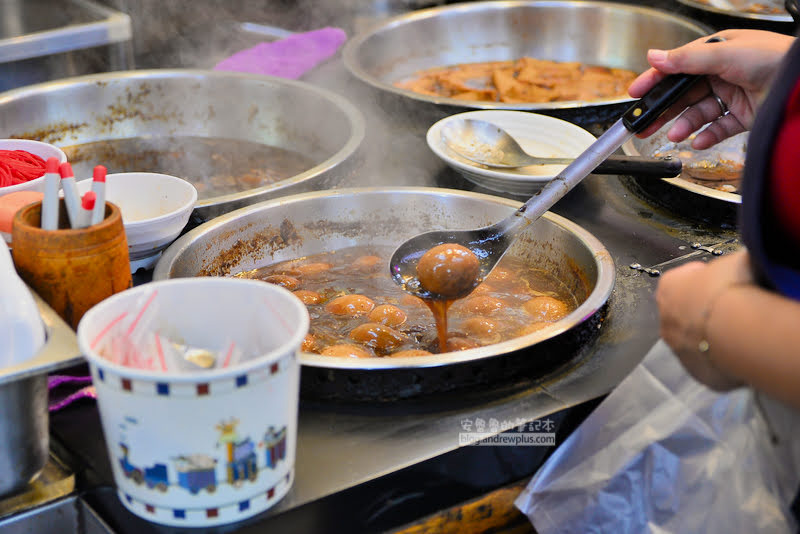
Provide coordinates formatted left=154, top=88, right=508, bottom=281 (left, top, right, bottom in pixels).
left=343, top=0, right=711, bottom=127
left=154, top=187, right=615, bottom=400
left=0, top=70, right=365, bottom=220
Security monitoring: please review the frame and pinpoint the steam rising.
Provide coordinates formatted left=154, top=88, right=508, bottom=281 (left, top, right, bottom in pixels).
left=99, top=0, right=454, bottom=189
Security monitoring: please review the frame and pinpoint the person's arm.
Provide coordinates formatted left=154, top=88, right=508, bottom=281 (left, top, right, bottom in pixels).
left=628, top=29, right=795, bottom=149
left=656, top=249, right=800, bottom=409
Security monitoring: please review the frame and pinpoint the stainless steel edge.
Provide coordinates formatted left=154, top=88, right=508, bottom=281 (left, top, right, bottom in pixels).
left=0, top=289, right=81, bottom=386
left=676, top=0, right=792, bottom=22
left=154, top=186, right=615, bottom=371
left=0, top=0, right=132, bottom=63
left=621, top=137, right=742, bottom=204
left=342, top=0, right=712, bottom=112
left=0, top=69, right=367, bottom=220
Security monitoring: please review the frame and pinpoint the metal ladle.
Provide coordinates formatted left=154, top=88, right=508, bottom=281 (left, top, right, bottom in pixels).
left=441, top=117, right=682, bottom=177
left=390, top=43, right=721, bottom=300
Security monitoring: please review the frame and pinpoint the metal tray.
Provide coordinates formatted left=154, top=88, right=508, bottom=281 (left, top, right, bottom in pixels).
left=0, top=288, right=81, bottom=387
left=0, top=494, right=113, bottom=534
left=0, top=0, right=131, bottom=64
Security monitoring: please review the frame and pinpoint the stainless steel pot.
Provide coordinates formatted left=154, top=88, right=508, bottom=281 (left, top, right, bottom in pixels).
left=0, top=374, right=48, bottom=496
left=153, top=187, right=614, bottom=398
left=343, top=0, right=711, bottom=122
left=0, top=283, right=81, bottom=497
left=0, top=70, right=365, bottom=220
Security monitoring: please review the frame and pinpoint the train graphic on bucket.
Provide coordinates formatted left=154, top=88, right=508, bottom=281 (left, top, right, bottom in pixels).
left=174, top=454, right=218, bottom=494
left=117, top=418, right=287, bottom=494
left=119, top=444, right=170, bottom=491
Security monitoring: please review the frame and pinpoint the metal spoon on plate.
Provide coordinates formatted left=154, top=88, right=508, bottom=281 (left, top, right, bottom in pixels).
left=390, top=41, right=721, bottom=300
left=441, top=117, right=682, bottom=177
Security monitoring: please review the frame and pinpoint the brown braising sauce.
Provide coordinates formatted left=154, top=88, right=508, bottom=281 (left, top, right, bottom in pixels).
left=235, top=245, right=577, bottom=358
left=62, top=136, right=316, bottom=199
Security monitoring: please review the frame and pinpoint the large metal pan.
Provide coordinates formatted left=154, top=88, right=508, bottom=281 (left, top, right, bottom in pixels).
left=0, top=70, right=365, bottom=221
left=342, top=1, right=711, bottom=128
left=154, top=187, right=615, bottom=401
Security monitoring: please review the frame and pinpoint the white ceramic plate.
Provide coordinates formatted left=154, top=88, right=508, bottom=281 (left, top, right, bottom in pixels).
left=427, top=110, right=597, bottom=196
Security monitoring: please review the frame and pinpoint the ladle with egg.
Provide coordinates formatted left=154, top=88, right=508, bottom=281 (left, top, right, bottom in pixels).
left=391, top=50, right=722, bottom=305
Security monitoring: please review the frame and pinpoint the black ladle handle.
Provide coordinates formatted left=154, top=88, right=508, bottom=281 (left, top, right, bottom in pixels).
left=786, top=0, right=800, bottom=24
left=593, top=154, right=682, bottom=177
left=622, top=36, right=724, bottom=134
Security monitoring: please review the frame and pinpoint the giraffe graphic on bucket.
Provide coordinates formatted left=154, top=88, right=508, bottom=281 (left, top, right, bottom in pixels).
left=216, top=417, right=258, bottom=486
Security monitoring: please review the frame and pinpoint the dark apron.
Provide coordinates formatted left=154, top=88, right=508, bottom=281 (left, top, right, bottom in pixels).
left=741, top=33, right=800, bottom=300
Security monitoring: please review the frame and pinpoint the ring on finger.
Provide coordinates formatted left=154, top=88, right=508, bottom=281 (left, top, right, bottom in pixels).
left=712, top=93, right=730, bottom=117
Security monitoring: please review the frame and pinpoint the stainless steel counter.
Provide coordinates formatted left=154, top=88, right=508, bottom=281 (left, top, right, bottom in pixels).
left=0, top=0, right=131, bottom=63
left=0, top=0, right=133, bottom=91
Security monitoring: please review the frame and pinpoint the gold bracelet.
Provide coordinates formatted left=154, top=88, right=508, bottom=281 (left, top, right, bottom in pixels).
left=697, top=283, right=744, bottom=354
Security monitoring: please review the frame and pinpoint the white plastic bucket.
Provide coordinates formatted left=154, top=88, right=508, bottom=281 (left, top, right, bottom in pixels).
left=77, top=278, right=308, bottom=527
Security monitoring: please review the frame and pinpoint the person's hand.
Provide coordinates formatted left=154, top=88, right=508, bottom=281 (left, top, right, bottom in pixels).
left=655, top=249, right=754, bottom=390
left=628, top=30, right=795, bottom=149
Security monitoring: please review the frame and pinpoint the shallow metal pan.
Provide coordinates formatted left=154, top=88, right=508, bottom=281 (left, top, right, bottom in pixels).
left=0, top=70, right=365, bottom=221
left=153, top=187, right=615, bottom=399
left=621, top=125, right=744, bottom=205
left=342, top=0, right=711, bottom=128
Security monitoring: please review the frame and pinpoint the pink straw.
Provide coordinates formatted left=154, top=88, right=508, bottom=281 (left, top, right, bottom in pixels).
left=153, top=333, right=168, bottom=371
left=90, top=311, right=128, bottom=350
left=126, top=290, right=158, bottom=337
left=221, top=341, right=237, bottom=368
left=262, top=297, right=293, bottom=333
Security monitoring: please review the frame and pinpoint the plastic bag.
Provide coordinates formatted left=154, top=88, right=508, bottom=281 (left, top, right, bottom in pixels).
left=515, top=339, right=800, bottom=534
left=0, top=240, right=45, bottom=367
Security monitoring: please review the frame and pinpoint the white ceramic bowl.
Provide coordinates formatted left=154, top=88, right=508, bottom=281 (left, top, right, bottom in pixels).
left=76, top=172, right=198, bottom=271
left=427, top=110, right=597, bottom=196
left=0, top=139, right=67, bottom=197
left=76, top=277, right=308, bottom=527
